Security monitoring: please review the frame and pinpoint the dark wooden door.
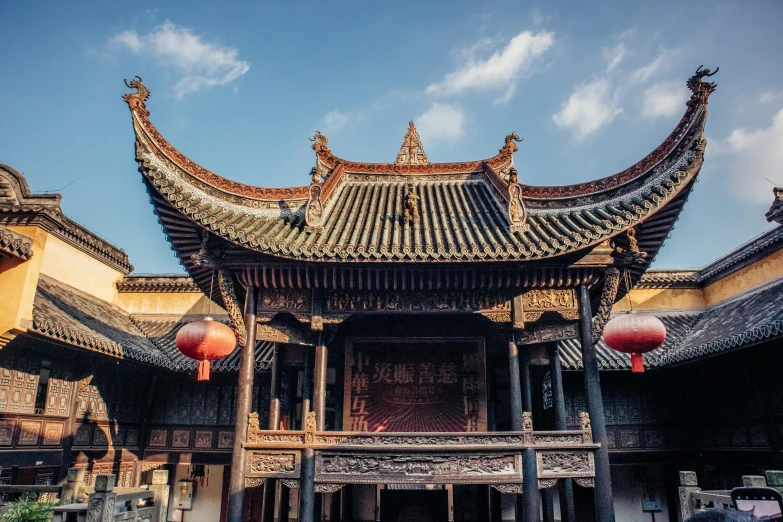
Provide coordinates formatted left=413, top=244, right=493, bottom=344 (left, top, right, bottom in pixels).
left=380, top=490, right=449, bottom=522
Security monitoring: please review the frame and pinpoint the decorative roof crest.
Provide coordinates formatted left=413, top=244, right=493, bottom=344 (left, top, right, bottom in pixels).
left=394, top=121, right=430, bottom=165
left=500, top=132, right=523, bottom=155
left=123, top=76, right=150, bottom=116
left=686, top=65, right=719, bottom=104
left=310, top=131, right=332, bottom=155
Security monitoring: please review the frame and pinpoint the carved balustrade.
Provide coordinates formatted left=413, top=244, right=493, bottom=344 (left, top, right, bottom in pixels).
left=242, top=412, right=598, bottom=492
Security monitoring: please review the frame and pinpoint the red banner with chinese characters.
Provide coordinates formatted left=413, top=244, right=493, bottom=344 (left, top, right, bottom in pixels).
left=344, top=339, right=487, bottom=432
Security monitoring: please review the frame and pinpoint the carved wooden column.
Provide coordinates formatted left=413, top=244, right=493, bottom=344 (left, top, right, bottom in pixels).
left=314, top=335, right=328, bottom=431
left=578, top=283, right=615, bottom=522
left=508, top=334, right=524, bottom=432
left=227, top=285, right=258, bottom=522
left=551, top=344, right=576, bottom=522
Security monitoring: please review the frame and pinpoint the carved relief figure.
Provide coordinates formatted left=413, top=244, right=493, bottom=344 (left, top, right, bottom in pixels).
left=404, top=184, right=420, bottom=225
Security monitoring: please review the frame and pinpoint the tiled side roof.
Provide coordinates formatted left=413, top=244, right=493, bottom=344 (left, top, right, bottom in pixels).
left=558, top=313, right=700, bottom=370
left=0, top=224, right=33, bottom=260
left=131, top=317, right=274, bottom=371
left=118, top=275, right=200, bottom=293
left=655, top=278, right=783, bottom=366
left=32, top=275, right=166, bottom=365
left=30, top=275, right=274, bottom=372
left=559, top=278, right=783, bottom=370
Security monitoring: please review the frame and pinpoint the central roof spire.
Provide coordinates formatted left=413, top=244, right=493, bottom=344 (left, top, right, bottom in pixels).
left=393, top=121, right=430, bottom=165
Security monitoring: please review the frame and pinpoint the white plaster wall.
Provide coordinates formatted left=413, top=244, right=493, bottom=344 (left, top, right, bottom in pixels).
left=167, top=465, right=224, bottom=522
left=611, top=465, right=670, bottom=522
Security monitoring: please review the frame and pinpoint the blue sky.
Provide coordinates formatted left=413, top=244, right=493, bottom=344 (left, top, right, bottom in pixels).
left=1, top=1, right=782, bottom=274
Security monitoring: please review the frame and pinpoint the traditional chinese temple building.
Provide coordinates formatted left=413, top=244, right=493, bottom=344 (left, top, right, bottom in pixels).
left=1, top=68, right=783, bottom=522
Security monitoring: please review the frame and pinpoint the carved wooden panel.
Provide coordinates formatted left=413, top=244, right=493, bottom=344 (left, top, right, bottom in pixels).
left=148, top=428, right=168, bottom=448
left=517, top=323, right=578, bottom=345
left=125, top=428, right=139, bottom=447
left=316, top=452, right=520, bottom=484
left=45, top=375, right=73, bottom=416
left=245, top=450, right=300, bottom=479
left=194, top=430, right=213, bottom=449
left=74, top=423, right=92, bottom=446
left=93, top=426, right=109, bottom=447
left=0, top=358, right=38, bottom=414
left=218, top=430, right=234, bottom=449
left=17, top=420, right=41, bottom=445
left=42, top=422, right=63, bottom=446
left=171, top=429, right=191, bottom=449
left=0, top=419, right=15, bottom=446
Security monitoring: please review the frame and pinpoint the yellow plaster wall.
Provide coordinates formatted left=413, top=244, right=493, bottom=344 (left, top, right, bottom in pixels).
left=115, top=291, right=224, bottom=316
left=38, top=234, right=123, bottom=304
left=613, top=288, right=706, bottom=312
left=703, top=248, right=783, bottom=306
left=0, top=226, right=48, bottom=344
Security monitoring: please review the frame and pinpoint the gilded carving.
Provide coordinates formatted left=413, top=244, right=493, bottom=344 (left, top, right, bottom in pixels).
left=318, top=453, right=517, bottom=478
left=245, top=477, right=265, bottom=488
left=523, top=289, right=577, bottom=311
left=218, top=270, right=247, bottom=348
left=491, top=484, right=523, bottom=494
left=315, top=483, right=345, bottom=493
left=580, top=412, right=592, bottom=431
left=539, top=452, right=592, bottom=476
left=574, top=478, right=595, bottom=488
left=517, top=323, right=578, bottom=345
left=282, top=479, right=299, bottom=489
left=404, top=185, right=421, bottom=225
left=305, top=183, right=324, bottom=230
left=325, top=290, right=509, bottom=314
left=249, top=453, right=297, bottom=476
left=591, top=268, right=620, bottom=343
left=259, top=290, right=308, bottom=312
left=499, top=133, right=523, bottom=155
left=539, top=479, right=558, bottom=489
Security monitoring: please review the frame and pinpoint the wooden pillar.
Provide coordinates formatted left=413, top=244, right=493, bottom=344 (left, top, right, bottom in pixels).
left=550, top=344, right=576, bottom=522
left=227, top=286, right=258, bottom=522
left=134, top=373, right=158, bottom=487
left=508, top=334, right=524, bottom=432
left=518, top=346, right=540, bottom=522
left=300, top=448, right=316, bottom=522
left=314, top=339, right=328, bottom=431
left=578, top=284, right=615, bottom=522
left=262, top=344, right=281, bottom=522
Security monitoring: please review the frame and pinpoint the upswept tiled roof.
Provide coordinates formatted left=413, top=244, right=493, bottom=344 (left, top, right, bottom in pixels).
left=124, top=71, right=714, bottom=274
left=30, top=275, right=273, bottom=371
left=559, top=278, right=783, bottom=370
left=0, top=224, right=33, bottom=260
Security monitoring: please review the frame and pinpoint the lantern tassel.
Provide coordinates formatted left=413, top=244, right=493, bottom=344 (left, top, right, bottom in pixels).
left=197, top=360, right=211, bottom=381
left=630, top=353, right=644, bottom=373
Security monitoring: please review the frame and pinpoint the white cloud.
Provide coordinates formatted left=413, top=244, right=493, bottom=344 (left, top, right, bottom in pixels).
left=641, top=82, right=688, bottom=119
left=717, top=109, right=783, bottom=204
left=760, top=89, right=783, bottom=103
left=322, top=110, right=350, bottom=132
left=629, top=49, right=675, bottom=85
left=552, top=78, right=622, bottom=139
left=416, top=103, right=465, bottom=144
left=109, top=21, right=250, bottom=98
left=426, top=30, right=554, bottom=104
left=603, top=43, right=628, bottom=72
left=530, top=8, right=550, bottom=26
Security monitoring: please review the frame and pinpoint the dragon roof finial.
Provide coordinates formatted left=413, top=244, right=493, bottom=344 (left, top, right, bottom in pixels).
left=686, top=65, right=719, bottom=104
left=310, top=131, right=332, bottom=156
left=500, top=132, right=523, bottom=155
left=123, top=76, right=151, bottom=116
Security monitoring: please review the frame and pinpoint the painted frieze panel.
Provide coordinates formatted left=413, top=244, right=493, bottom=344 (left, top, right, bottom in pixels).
left=74, top=424, right=92, bottom=446
left=126, top=428, right=139, bottom=447
left=148, top=428, right=168, bottom=448
left=218, top=430, right=234, bottom=449
left=344, top=338, right=487, bottom=433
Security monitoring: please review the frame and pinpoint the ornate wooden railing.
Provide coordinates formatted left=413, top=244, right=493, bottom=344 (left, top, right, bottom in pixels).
left=243, top=412, right=599, bottom=494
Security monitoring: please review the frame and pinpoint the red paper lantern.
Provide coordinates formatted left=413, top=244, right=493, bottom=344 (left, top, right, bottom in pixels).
left=602, top=314, right=666, bottom=373
left=175, top=318, right=236, bottom=381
